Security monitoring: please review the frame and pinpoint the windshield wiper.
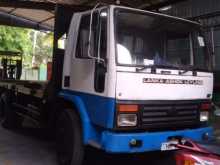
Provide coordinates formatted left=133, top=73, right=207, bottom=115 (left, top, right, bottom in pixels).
left=136, top=64, right=180, bottom=72
left=136, top=64, right=199, bottom=76
left=136, top=65, right=153, bottom=72
left=179, top=65, right=198, bottom=75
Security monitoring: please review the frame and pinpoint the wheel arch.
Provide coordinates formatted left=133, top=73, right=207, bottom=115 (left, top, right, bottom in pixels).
left=57, top=92, right=96, bottom=144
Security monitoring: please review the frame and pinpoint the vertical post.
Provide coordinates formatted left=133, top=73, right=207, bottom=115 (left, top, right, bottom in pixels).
left=211, top=27, right=215, bottom=69
left=189, top=33, right=194, bottom=65
left=48, top=4, right=76, bottom=100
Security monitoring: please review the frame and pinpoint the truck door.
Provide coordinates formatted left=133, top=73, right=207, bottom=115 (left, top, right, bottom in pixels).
left=72, top=11, right=107, bottom=94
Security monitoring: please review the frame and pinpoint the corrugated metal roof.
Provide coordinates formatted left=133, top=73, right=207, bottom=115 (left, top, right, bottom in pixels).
left=0, top=0, right=185, bottom=31
left=162, top=0, right=220, bottom=27
left=0, top=7, right=54, bottom=29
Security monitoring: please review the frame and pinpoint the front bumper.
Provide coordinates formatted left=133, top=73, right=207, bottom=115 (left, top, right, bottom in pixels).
left=100, top=127, right=213, bottom=153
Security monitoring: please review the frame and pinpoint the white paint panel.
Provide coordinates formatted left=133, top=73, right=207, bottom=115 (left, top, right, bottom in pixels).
left=116, top=71, right=213, bottom=100
left=63, top=8, right=116, bottom=98
left=62, top=13, right=81, bottom=81
left=69, top=59, right=96, bottom=94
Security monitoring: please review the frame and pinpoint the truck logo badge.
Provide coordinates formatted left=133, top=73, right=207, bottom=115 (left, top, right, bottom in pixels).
left=143, top=78, right=203, bottom=85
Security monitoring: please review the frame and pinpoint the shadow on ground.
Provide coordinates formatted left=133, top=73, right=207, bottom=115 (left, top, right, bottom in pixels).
left=84, top=147, right=174, bottom=165
left=0, top=124, right=175, bottom=165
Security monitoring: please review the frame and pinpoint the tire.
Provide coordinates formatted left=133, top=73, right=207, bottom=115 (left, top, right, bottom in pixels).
left=1, top=92, right=23, bottom=129
left=56, top=109, right=84, bottom=165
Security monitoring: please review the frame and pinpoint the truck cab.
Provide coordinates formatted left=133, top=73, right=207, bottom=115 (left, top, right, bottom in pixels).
left=59, top=4, right=213, bottom=160
left=0, top=5, right=214, bottom=165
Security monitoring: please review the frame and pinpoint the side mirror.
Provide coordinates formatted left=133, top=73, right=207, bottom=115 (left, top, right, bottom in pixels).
left=94, top=62, right=106, bottom=93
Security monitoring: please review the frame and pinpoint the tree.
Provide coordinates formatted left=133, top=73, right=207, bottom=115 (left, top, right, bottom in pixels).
left=31, top=31, right=53, bottom=66
left=0, top=26, right=53, bottom=67
left=0, top=25, right=32, bottom=55
left=0, top=25, right=33, bottom=67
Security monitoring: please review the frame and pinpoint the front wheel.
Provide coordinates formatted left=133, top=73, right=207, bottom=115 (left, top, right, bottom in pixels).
left=56, top=109, right=84, bottom=165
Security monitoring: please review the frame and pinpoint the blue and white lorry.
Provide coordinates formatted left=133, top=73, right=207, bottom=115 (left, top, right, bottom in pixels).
left=0, top=5, right=214, bottom=165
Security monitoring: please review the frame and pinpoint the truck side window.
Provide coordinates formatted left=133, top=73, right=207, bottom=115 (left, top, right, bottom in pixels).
left=76, top=13, right=98, bottom=58
left=94, top=11, right=107, bottom=93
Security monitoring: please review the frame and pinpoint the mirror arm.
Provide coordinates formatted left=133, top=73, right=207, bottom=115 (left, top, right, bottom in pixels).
left=88, top=3, right=101, bottom=60
left=87, top=3, right=106, bottom=66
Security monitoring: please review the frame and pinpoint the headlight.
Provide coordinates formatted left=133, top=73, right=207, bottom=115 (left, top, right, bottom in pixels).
left=117, top=114, right=137, bottom=127
left=200, top=111, right=209, bottom=122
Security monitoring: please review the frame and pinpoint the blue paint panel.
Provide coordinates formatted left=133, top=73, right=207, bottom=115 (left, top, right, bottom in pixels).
left=101, top=127, right=214, bottom=153
left=59, top=92, right=97, bottom=144
left=58, top=90, right=214, bottom=154
left=59, top=90, right=116, bottom=129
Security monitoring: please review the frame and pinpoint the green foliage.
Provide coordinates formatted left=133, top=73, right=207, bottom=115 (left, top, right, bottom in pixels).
left=0, top=25, right=32, bottom=55
left=0, top=26, right=53, bottom=67
left=31, top=31, right=53, bottom=65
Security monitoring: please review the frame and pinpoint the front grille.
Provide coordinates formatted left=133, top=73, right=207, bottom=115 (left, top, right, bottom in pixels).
left=140, top=102, right=200, bottom=130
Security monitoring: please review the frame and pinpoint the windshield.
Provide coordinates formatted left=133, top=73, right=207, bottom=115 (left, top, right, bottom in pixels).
left=114, top=9, right=209, bottom=70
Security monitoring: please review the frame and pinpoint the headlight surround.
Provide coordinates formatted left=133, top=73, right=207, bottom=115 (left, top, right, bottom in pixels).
left=117, top=113, right=138, bottom=127
left=200, top=111, right=209, bottom=122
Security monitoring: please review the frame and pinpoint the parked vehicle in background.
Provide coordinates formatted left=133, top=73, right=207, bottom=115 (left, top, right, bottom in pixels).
left=175, top=139, right=220, bottom=165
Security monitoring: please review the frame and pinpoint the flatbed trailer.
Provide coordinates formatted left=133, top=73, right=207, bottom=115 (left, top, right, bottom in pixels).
left=0, top=4, right=215, bottom=165
left=0, top=80, right=48, bottom=127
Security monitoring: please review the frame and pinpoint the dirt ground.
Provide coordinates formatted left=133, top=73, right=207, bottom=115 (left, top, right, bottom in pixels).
left=0, top=117, right=218, bottom=165
left=0, top=125, right=175, bottom=165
